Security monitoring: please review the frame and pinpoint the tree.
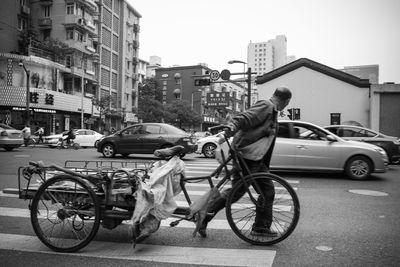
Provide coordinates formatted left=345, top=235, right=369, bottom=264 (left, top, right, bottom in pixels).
left=92, top=95, right=113, bottom=132
left=138, top=78, right=166, bottom=122
left=164, top=99, right=202, bottom=129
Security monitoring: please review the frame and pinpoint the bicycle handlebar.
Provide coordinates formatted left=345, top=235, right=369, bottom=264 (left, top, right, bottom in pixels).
left=208, top=125, right=231, bottom=135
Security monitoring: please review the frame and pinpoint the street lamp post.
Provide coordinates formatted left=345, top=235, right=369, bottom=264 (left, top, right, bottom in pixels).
left=18, top=60, right=31, bottom=126
left=228, top=60, right=252, bottom=109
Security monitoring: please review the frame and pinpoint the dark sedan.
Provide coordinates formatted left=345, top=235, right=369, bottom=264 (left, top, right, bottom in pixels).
left=96, top=123, right=197, bottom=158
left=324, top=125, right=400, bottom=164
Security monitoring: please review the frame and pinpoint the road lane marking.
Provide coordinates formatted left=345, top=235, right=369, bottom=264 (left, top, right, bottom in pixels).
left=0, top=233, right=275, bottom=267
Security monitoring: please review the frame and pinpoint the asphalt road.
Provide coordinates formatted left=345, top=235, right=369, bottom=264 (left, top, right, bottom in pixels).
left=0, top=146, right=399, bottom=266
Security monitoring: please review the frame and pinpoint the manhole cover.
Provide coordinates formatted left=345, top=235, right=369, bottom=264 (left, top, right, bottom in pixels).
left=349, top=189, right=388, bottom=196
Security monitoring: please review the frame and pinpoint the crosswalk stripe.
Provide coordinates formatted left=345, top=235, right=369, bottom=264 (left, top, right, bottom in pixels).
left=0, top=233, right=275, bottom=267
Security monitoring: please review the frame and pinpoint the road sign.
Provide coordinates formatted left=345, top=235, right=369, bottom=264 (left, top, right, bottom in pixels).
left=220, top=69, right=231, bottom=80
left=206, top=92, right=229, bottom=107
left=209, top=70, right=220, bottom=81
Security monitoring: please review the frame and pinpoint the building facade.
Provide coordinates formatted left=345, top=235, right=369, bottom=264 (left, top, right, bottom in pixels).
left=247, top=35, right=289, bottom=76
left=340, top=64, right=379, bottom=84
left=154, top=65, right=246, bottom=131
left=0, top=0, right=141, bottom=133
left=256, top=58, right=375, bottom=128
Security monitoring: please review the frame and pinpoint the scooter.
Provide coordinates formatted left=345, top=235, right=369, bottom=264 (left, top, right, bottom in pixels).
left=56, top=136, right=80, bottom=150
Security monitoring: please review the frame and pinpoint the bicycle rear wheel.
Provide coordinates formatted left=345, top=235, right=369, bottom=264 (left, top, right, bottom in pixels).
left=226, top=172, right=300, bottom=246
left=30, top=174, right=101, bottom=252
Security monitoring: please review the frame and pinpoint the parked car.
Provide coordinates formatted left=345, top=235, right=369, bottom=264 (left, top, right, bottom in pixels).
left=324, top=125, right=400, bottom=164
left=196, top=132, right=224, bottom=158
left=96, top=123, right=198, bottom=158
left=208, top=121, right=388, bottom=180
left=44, top=129, right=103, bottom=148
left=0, top=123, right=23, bottom=151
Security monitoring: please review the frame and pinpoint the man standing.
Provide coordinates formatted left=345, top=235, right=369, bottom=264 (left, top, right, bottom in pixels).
left=199, top=86, right=292, bottom=237
left=35, top=127, right=44, bottom=144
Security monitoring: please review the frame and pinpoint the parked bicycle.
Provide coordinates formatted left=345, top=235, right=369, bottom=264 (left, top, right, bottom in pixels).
left=18, top=125, right=300, bottom=252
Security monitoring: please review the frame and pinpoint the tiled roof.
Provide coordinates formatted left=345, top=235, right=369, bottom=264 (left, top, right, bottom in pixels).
left=256, top=58, right=370, bottom=88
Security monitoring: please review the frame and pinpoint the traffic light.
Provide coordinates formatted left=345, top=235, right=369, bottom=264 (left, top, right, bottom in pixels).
left=287, top=108, right=293, bottom=120
left=194, top=78, right=211, bottom=86
left=294, top=108, right=301, bottom=120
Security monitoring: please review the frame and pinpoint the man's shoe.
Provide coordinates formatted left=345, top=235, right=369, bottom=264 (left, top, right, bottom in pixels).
left=198, top=220, right=208, bottom=238
left=250, top=227, right=278, bottom=237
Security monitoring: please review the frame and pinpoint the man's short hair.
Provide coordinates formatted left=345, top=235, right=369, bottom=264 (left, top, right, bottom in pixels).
left=273, top=87, right=292, bottom=100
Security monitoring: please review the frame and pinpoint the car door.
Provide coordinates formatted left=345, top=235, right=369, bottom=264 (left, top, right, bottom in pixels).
left=270, top=122, right=296, bottom=169
left=291, top=123, right=343, bottom=170
left=83, top=130, right=97, bottom=147
left=140, top=124, right=166, bottom=153
left=73, top=130, right=85, bottom=146
left=118, top=125, right=144, bottom=154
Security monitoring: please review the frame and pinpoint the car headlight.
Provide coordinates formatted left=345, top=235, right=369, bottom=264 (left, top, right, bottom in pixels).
left=375, top=147, right=387, bottom=157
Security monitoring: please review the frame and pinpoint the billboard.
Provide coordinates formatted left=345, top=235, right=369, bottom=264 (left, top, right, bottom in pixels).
left=206, top=92, right=229, bottom=107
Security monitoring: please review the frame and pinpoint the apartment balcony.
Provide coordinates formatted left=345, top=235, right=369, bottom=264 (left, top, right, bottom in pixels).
left=38, top=18, right=52, bottom=29
left=132, top=40, right=139, bottom=49
left=64, top=16, right=98, bottom=37
left=66, top=0, right=97, bottom=13
left=20, top=5, right=31, bottom=15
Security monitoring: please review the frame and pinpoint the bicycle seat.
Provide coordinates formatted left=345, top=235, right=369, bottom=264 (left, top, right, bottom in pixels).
left=154, top=145, right=184, bottom=159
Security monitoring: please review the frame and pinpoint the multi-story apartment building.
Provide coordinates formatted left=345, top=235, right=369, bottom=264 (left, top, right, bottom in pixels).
left=0, top=0, right=141, bottom=133
left=99, top=0, right=141, bottom=128
left=154, top=65, right=246, bottom=131
left=247, top=35, right=288, bottom=76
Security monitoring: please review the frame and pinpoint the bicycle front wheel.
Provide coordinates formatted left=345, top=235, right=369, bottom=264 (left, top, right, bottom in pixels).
left=30, top=174, right=101, bottom=252
left=226, top=172, right=300, bottom=246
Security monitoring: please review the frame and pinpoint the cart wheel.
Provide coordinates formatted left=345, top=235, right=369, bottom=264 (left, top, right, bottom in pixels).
left=225, top=172, right=300, bottom=246
left=30, top=174, right=101, bottom=252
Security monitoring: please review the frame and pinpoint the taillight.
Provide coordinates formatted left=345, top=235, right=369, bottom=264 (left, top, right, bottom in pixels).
left=0, top=131, right=8, bottom=136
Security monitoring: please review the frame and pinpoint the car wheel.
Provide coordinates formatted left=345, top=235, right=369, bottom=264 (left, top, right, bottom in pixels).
left=4, top=146, right=14, bottom=151
left=202, top=143, right=217, bottom=158
left=102, top=143, right=115, bottom=158
left=94, top=140, right=99, bottom=148
left=345, top=155, right=372, bottom=180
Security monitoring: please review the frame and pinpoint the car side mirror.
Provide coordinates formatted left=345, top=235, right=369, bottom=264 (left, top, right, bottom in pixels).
left=326, top=134, right=337, bottom=142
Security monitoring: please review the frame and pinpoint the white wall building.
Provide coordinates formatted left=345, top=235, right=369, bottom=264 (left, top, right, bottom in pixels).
left=256, top=58, right=371, bottom=127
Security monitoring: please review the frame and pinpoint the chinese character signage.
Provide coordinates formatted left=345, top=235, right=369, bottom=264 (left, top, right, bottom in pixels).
left=206, top=92, right=229, bottom=107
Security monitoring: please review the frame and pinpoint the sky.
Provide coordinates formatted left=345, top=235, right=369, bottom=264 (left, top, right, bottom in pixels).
left=128, top=0, right=400, bottom=83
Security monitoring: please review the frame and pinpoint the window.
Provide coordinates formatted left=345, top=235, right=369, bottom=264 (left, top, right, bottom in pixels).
left=77, top=32, right=84, bottom=42
left=144, top=125, right=161, bottom=134
left=66, top=30, right=74, bottom=40
left=43, top=6, right=51, bottom=17
left=66, top=4, right=74, bottom=15
left=18, top=17, right=27, bottom=31
left=277, top=123, right=290, bottom=138
left=66, top=55, right=72, bottom=67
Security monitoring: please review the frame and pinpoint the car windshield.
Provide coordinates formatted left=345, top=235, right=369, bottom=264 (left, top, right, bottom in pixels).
left=0, top=123, right=15, bottom=130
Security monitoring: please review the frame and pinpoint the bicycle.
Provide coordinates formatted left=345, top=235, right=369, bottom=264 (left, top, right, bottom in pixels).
left=18, top=125, right=300, bottom=252
left=27, top=136, right=39, bottom=148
